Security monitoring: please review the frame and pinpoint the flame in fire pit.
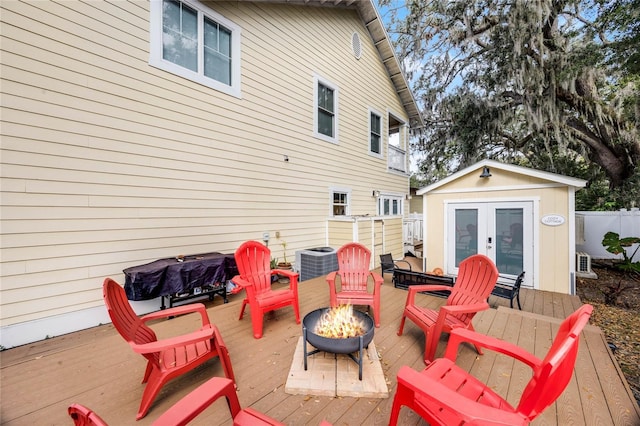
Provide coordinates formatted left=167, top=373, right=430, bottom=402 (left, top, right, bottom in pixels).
left=314, top=304, right=365, bottom=338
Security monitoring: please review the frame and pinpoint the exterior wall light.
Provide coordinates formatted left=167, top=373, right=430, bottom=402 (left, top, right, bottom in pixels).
left=372, top=190, right=380, bottom=197
left=479, top=166, right=492, bottom=178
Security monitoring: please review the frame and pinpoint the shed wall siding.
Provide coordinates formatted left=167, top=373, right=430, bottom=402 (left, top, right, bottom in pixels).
left=0, top=0, right=410, bottom=344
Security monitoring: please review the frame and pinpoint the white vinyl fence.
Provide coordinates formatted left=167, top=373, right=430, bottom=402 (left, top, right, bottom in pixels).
left=576, top=209, right=640, bottom=260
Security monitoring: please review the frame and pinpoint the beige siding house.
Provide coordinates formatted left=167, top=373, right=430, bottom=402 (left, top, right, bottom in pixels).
left=0, top=0, right=420, bottom=348
left=418, top=159, right=586, bottom=294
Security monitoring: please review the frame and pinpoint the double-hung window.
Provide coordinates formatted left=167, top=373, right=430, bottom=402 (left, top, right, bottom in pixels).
left=150, top=0, right=241, bottom=97
left=331, top=190, right=350, bottom=216
left=314, top=75, right=339, bottom=143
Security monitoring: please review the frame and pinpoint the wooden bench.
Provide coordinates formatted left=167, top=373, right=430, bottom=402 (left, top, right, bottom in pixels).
left=393, top=269, right=525, bottom=310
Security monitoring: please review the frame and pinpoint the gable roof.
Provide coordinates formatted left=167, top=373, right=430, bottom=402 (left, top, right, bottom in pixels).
left=237, top=0, right=422, bottom=128
left=417, top=159, right=588, bottom=195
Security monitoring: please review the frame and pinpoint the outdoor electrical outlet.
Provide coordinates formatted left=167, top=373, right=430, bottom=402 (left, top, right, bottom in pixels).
left=275, top=231, right=280, bottom=239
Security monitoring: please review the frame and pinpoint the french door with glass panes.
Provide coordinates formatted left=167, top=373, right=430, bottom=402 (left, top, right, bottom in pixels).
left=447, top=202, right=533, bottom=284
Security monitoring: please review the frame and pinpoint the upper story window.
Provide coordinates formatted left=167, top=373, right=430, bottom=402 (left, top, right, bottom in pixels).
left=369, top=110, right=382, bottom=156
left=331, top=189, right=350, bottom=216
left=150, top=0, right=241, bottom=98
left=314, top=75, right=339, bottom=143
left=387, top=112, right=408, bottom=173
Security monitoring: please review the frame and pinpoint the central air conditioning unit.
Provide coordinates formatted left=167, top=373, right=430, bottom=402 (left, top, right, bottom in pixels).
left=576, top=252, right=592, bottom=273
left=295, top=247, right=338, bottom=282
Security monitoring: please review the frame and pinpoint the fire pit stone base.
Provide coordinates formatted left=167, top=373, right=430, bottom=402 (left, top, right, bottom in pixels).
left=284, top=337, right=389, bottom=398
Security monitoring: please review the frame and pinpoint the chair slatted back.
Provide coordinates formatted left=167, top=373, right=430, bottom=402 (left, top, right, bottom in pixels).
left=379, top=253, right=394, bottom=274
left=103, top=278, right=159, bottom=364
left=234, top=241, right=273, bottom=296
left=517, top=304, right=593, bottom=420
left=447, top=254, right=499, bottom=323
left=336, top=242, right=372, bottom=292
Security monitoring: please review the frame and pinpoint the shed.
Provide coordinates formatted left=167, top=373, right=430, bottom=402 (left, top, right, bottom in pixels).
left=417, top=159, right=587, bottom=294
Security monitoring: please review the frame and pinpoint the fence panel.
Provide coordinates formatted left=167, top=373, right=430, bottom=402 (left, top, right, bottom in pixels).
left=576, top=209, right=640, bottom=259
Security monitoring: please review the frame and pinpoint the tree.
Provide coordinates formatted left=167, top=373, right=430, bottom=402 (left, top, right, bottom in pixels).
left=380, top=0, right=640, bottom=203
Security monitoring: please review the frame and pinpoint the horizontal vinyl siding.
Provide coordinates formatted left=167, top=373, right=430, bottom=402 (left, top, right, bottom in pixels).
left=0, top=0, right=410, bottom=334
left=384, top=218, right=404, bottom=257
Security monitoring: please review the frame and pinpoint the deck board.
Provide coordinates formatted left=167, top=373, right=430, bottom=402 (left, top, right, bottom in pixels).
left=1, top=274, right=639, bottom=426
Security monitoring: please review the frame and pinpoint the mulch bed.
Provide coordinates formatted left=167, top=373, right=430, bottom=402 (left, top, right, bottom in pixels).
left=576, top=262, right=640, bottom=406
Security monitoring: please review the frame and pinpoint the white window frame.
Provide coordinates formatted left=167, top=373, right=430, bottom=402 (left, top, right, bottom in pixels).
left=330, top=187, right=351, bottom=216
left=313, top=74, right=339, bottom=143
left=387, top=110, right=408, bottom=174
left=376, top=193, right=404, bottom=216
left=369, top=108, right=383, bottom=158
left=149, top=0, right=242, bottom=98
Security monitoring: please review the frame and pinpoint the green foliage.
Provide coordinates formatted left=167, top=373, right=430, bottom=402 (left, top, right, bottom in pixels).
left=280, top=240, right=288, bottom=264
left=594, top=0, right=640, bottom=75
left=270, top=257, right=278, bottom=269
left=379, top=0, right=640, bottom=200
left=602, top=231, right=640, bottom=273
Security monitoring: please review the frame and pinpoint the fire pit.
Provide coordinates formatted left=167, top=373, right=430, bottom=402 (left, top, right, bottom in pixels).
left=302, top=306, right=374, bottom=380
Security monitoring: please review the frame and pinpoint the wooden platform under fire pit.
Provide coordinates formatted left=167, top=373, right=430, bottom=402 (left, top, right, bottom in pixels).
left=285, top=337, right=389, bottom=398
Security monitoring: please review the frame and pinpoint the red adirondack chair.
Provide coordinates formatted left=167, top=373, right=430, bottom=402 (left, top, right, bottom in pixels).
left=397, top=254, right=499, bottom=363
left=390, top=304, right=594, bottom=426
left=68, top=404, right=108, bottom=426
left=327, top=242, right=384, bottom=327
left=102, top=278, right=235, bottom=420
left=69, top=378, right=284, bottom=425
left=233, top=240, right=300, bottom=339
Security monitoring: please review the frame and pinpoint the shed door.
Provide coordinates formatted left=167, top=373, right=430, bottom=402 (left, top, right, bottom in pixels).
left=447, top=202, right=533, bottom=285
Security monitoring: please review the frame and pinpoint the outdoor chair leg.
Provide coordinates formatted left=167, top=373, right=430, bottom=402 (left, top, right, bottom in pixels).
left=239, top=299, right=248, bottom=320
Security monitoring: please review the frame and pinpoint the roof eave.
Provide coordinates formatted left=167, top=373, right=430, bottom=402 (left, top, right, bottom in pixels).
left=417, top=159, right=588, bottom=195
left=227, top=0, right=423, bottom=128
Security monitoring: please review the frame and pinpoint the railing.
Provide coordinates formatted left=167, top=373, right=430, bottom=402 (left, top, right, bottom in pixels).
left=403, top=214, right=423, bottom=245
left=388, top=145, right=406, bottom=173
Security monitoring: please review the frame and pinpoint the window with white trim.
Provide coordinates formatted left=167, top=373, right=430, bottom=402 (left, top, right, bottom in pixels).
left=369, top=110, right=382, bottom=155
left=314, top=76, right=339, bottom=143
left=387, top=113, right=407, bottom=173
left=377, top=195, right=403, bottom=216
left=149, top=0, right=241, bottom=97
left=331, top=190, right=350, bottom=216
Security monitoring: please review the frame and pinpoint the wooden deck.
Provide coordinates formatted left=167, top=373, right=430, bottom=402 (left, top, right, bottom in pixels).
left=2, top=273, right=639, bottom=425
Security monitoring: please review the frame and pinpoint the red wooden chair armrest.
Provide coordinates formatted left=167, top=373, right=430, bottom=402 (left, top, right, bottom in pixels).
left=396, top=365, right=527, bottom=425
left=440, top=301, right=490, bottom=315
left=444, top=328, right=542, bottom=368
left=232, top=275, right=253, bottom=288
left=326, top=271, right=338, bottom=283
left=370, top=272, right=384, bottom=287
left=234, top=408, right=286, bottom=425
left=141, top=303, right=210, bottom=326
left=211, top=324, right=227, bottom=346
left=231, top=275, right=257, bottom=298
left=68, top=403, right=109, bottom=426
left=272, top=268, right=298, bottom=279
left=131, top=326, right=215, bottom=354
left=152, top=377, right=240, bottom=426
left=274, top=269, right=299, bottom=292
left=406, top=284, right=453, bottom=305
